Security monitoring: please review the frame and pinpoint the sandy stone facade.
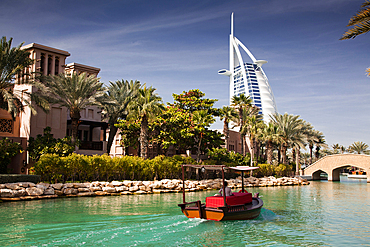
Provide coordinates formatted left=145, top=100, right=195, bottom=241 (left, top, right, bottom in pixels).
left=0, top=43, right=108, bottom=173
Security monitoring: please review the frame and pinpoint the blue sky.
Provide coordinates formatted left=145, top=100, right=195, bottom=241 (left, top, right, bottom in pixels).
left=1, top=0, right=369, bottom=149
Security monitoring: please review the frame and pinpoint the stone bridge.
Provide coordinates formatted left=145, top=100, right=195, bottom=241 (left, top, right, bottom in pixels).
left=303, top=154, right=370, bottom=183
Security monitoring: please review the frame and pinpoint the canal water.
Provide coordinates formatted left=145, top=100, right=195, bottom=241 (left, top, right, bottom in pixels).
left=1, top=177, right=369, bottom=246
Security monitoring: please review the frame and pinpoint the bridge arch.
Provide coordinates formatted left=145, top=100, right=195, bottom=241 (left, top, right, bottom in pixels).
left=303, top=154, right=370, bottom=183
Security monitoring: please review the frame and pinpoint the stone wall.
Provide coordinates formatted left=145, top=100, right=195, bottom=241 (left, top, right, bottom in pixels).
left=0, top=176, right=309, bottom=202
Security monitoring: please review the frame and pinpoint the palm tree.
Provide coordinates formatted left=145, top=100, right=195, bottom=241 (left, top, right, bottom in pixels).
left=219, top=106, right=238, bottom=151
left=307, top=129, right=324, bottom=164
left=231, top=94, right=253, bottom=156
left=245, top=113, right=263, bottom=166
left=340, top=1, right=370, bottom=40
left=260, top=122, right=281, bottom=164
left=291, top=120, right=313, bottom=174
left=332, top=143, right=341, bottom=154
left=37, top=72, right=105, bottom=143
left=271, top=113, right=303, bottom=165
left=348, top=141, right=370, bottom=154
left=101, top=80, right=141, bottom=154
left=129, top=86, right=163, bottom=159
left=0, top=36, right=42, bottom=118
left=192, top=109, right=215, bottom=162
left=340, top=1, right=370, bottom=75
left=314, top=134, right=328, bottom=160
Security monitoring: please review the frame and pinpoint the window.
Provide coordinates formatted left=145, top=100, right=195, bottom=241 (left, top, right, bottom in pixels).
left=229, top=145, right=235, bottom=151
left=47, top=55, right=52, bottom=75
left=0, top=119, right=13, bottom=133
left=55, top=57, right=59, bottom=75
left=40, top=53, right=45, bottom=73
left=83, top=130, right=88, bottom=141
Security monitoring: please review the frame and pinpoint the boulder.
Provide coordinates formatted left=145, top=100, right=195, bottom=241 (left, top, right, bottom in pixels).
left=36, top=184, right=47, bottom=191
left=78, top=188, right=90, bottom=193
left=133, top=181, right=143, bottom=186
left=13, top=189, right=27, bottom=197
left=95, top=191, right=108, bottom=196
left=129, top=186, right=139, bottom=192
left=63, top=183, right=74, bottom=188
left=52, top=183, right=63, bottom=190
left=44, top=188, right=55, bottom=195
left=63, top=188, right=78, bottom=195
left=18, top=183, right=29, bottom=188
left=73, top=183, right=87, bottom=188
left=0, top=189, right=14, bottom=197
left=90, top=186, right=102, bottom=192
left=55, top=190, right=64, bottom=196
left=26, top=187, right=44, bottom=196
left=102, top=187, right=116, bottom=193
left=115, top=186, right=128, bottom=192
left=123, top=181, right=132, bottom=187
left=77, top=192, right=95, bottom=197
left=150, top=181, right=162, bottom=189
left=111, top=181, right=123, bottom=187
left=5, top=183, right=20, bottom=190
left=39, top=182, right=50, bottom=188
left=143, top=181, right=152, bottom=187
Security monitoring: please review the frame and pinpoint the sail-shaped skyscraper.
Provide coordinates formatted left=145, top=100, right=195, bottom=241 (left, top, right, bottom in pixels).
left=218, top=13, right=277, bottom=122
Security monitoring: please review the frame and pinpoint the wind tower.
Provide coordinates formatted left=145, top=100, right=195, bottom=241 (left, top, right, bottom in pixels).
left=218, top=13, right=277, bottom=122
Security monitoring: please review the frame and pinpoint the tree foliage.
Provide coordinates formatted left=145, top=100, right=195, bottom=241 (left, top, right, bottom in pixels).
left=101, top=79, right=141, bottom=154
left=0, top=138, right=23, bottom=174
left=36, top=72, right=106, bottom=143
left=27, top=127, right=76, bottom=162
left=0, top=36, right=38, bottom=118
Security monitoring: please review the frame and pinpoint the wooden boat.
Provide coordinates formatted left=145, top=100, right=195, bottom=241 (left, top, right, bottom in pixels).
left=178, top=165, right=263, bottom=221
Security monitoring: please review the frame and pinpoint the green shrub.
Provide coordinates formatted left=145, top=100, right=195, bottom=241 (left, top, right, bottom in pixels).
left=254, top=163, right=275, bottom=177
left=275, top=163, right=293, bottom=177
left=33, top=154, right=195, bottom=183
left=207, top=148, right=250, bottom=166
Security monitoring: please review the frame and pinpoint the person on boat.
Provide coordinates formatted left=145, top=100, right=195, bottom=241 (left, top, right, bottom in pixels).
left=218, top=181, right=233, bottom=196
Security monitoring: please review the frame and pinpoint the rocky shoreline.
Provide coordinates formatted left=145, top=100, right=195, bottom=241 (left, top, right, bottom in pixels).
left=0, top=176, right=309, bottom=202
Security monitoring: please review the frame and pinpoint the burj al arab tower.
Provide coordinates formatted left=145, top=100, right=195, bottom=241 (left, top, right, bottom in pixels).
left=218, top=13, right=277, bottom=122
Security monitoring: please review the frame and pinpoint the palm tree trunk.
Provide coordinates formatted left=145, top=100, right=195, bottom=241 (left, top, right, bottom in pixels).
left=250, top=137, right=254, bottom=166
left=296, top=148, right=300, bottom=175
left=223, top=120, right=229, bottom=151
left=239, top=109, right=244, bottom=155
left=309, top=145, right=313, bottom=165
left=70, top=111, right=81, bottom=144
left=282, top=144, right=287, bottom=165
left=140, top=116, right=148, bottom=159
left=256, top=140, right=260, bottom=164
left=107, top=123, right=118, bottom=154
left=196, top=134, right=203, bottom=163
left=267, top=140, right=273, bottom=164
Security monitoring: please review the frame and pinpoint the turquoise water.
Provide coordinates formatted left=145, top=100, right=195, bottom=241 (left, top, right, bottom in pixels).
left=1, top=178, right=369, bottom=246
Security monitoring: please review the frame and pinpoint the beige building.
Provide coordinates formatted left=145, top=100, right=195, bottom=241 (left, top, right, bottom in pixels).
left=0, top=43, right=108, bottom=174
